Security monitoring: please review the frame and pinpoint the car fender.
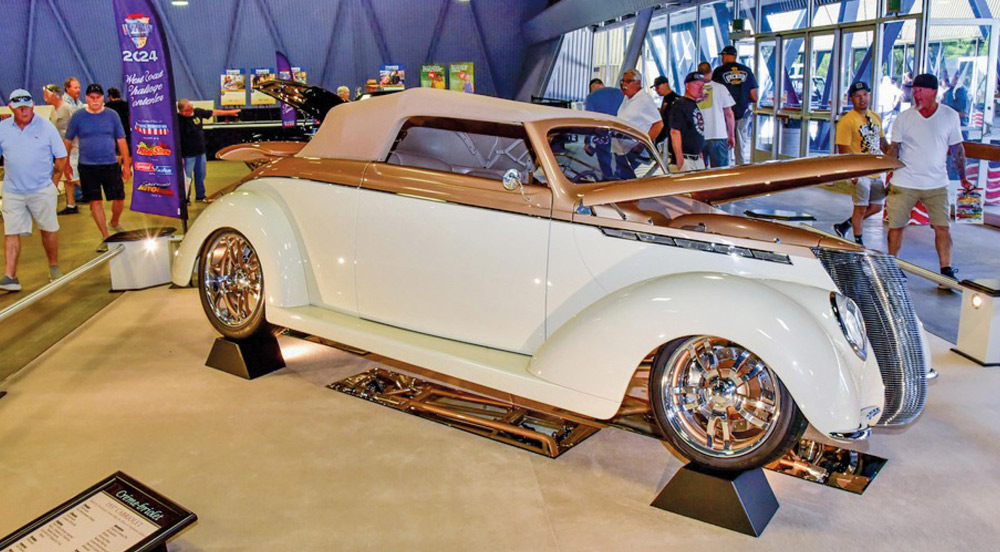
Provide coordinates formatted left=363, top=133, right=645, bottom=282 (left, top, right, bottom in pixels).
left=170, top=184, right=310, bottom=308
left=529, top=272, right=869, bottom=434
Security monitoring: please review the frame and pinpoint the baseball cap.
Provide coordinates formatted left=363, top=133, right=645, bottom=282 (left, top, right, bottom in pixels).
left=848, top=81, right=871, bottom=97
left=85, top=83, right=104, bottom=96
left=43, top=83, right=62, bottom=95
left=720, top=45, right=738, bottom=56
left=684, top=72, right=705, bottom=84
left=912, top=73, right=938, bottom=89
left=8, top=89, right=33, bottom=108
left=650, top=75, right=669, bottom=88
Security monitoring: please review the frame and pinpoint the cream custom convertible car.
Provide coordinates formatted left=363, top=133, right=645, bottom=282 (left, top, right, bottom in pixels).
left=172, top=88, right=929, bottom=471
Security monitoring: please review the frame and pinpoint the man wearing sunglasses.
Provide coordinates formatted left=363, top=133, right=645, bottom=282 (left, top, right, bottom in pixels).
left=0, top=90, right=68, bottom=291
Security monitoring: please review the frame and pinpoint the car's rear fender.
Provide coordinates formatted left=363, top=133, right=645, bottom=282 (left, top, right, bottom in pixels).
left=529, top=272, right=882, bottom=435
left=170, top=185, right=310, bottom=308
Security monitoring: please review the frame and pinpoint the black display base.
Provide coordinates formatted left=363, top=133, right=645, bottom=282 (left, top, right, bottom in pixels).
left=950, top=347, right=1000, bottom=367
left=651, top=464, right=778, bottom=537
left=205, top=336, right=285, bottom=379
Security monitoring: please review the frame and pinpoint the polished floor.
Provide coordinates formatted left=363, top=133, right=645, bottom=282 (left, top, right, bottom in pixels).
left=0, top=285, right=997, bottom=550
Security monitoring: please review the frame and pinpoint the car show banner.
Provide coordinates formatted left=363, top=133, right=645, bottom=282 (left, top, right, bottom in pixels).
left=420, top=64, right=447, bottom=89
left=379, top=64, right=405, bottom=90
left=221, top=69, right=246, bottom=106
left=449, top=63, right=474, bottom=93
left=250, top=67, right=276, bottom=105
left=112, top=0, right=185, bottom=219
left=276, top=51, right=296, bottom=128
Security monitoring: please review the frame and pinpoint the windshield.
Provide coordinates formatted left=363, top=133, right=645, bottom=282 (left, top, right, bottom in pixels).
left=547, top=127, right=667, bottom=184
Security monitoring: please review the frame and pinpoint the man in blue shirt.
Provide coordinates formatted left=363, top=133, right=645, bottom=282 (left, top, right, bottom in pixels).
left=66, top=84, right=132, bottom=248
left=0, top=89, right=68, bottom=291
left=583, top=78, right=624, bottom=179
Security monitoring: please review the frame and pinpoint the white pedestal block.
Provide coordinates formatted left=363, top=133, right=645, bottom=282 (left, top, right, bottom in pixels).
left=107, top=227, right=177, bottom=291
left=954, top=279, right=1000, bottom=367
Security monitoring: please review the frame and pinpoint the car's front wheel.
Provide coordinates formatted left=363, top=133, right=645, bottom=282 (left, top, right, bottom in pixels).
left=198, top=228, right=276, bottom=340
left=649, top=336, right=807, bottom=471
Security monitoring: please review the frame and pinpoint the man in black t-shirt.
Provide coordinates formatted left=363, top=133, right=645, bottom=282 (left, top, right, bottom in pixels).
left=669, top=72, right=706, bottom=173
left=712, top=45, right=758, bottom=165
left=176, top=99, right=239, bottom=202
left=105, top=87, right=131, bottom=146
left=651, top=76, right=680, bottom=163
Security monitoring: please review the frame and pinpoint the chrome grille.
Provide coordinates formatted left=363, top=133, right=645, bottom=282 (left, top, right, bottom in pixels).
left=813, top=248, right=927, bottom=426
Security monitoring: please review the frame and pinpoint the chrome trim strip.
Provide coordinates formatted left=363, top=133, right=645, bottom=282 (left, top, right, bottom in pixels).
left=829, top=427, right=872, bottom=441
left=601, top=227, right=793, bottom=264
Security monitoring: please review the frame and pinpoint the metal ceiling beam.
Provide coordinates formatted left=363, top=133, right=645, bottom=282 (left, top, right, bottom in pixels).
left=254, top=0, right=290, bottom=58
left=524, top=0, right=669, bottom=44
left=318, top=0, right=344, bottom=87
left=151, top=0, right=205, bottom=100
left=44, top=0, right=95, bottom=86
left=359, top=0, right=391, bottom=62
left=24, top=0, right=37, bottom=89
left=618, top=7, right=654, bottom=81
left=467, top=0, right=498, bottom=96
left=223, top=0, right=243, bottom=69
left=423, top=0, right=452, bottom=63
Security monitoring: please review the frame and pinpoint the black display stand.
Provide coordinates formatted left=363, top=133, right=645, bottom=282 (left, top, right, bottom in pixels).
left=651, top=464, right=778, bottom=537
left=205, top=336, right=285, bottom=379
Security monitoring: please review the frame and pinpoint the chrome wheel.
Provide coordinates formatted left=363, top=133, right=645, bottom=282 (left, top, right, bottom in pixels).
left=201, top=231, right=263, bottom=329
left=656, top=336, right=783, bottom=459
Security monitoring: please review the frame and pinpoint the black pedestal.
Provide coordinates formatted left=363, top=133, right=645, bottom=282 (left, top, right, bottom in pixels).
left=205, top=336, right=285, bottom=379
left=651, top=463, right=778, bottom=537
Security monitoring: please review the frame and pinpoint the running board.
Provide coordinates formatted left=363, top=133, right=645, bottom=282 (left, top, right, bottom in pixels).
left=328, top=368, right=602, bottom=458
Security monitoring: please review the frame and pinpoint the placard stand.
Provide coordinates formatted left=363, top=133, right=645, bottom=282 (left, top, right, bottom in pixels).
left=650, top=464, right=778, bottom=537
left=205, top=335, right=285, bottom=379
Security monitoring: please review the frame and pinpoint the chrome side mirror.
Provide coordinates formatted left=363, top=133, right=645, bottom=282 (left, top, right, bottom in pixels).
left=502, top=168, right=521, bottom=191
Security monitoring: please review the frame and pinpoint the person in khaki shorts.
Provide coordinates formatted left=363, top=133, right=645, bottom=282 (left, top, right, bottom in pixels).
left=833, top=81, right=888, bottom=245
left=0, top=89, right=68, bottom=291
left=887, top=73, right=973, bottom=286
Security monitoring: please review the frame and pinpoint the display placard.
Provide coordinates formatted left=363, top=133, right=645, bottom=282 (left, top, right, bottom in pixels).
left=0, top=472, right=196, bottom=552
left=420, top=64, right=447, bottom=89
left=250, top=67, right=276, bottom=105
left=292, top=67, right=307, bottom=84
left=956, top=186, right=984, bottom=224
left=449, top=62, right=474, bottom=94
left=220, top=68, right=246, bottom=106
left=379, top=64, right=405, bottom=91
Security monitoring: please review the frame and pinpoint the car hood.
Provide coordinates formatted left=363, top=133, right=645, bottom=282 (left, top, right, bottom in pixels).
left=581, top=154, right=902, bottom=207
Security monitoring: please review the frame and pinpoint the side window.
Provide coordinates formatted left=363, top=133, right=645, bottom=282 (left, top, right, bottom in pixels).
left=386, top=117, right=545, bottom=184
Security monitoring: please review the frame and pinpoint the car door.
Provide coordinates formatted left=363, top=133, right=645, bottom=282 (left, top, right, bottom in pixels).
left=354, top=118, right=552, bottom=354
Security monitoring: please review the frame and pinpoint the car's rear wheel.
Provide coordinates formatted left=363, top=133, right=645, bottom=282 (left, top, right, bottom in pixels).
left=198, top=229, right=276, bottom=340
left=649, top=336, right=807, bottom=471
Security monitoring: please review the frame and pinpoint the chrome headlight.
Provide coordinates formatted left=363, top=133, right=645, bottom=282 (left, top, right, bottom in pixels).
left=831, top=292, right=867, bottom=360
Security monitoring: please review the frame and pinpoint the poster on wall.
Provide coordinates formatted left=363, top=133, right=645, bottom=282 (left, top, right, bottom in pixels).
left=220, top=69, right=246, bottom=106
left=379, top=64, right=405, bottom=90
left=276, top=51, right=296, bottom=128
left=112, top=0, right=185, bottom=219
left=250, top=68, right=276, bottom=105
left=420, top=64, right=447, bottom=89
left=292, top=67, right=307, bottom=84
left=449, top=63, right=474, bottom=93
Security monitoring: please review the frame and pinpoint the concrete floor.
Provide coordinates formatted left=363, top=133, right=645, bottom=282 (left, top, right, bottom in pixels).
left=0, top=286, right=997, bottom=550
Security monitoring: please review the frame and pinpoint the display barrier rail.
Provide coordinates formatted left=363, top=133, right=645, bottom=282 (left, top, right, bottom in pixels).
left=0, top=245, right=124, bottom=326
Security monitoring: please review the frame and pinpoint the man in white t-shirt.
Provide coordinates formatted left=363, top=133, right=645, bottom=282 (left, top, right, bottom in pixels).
left=887, top=73, right=973, bottom=285
left=614, top=68, right=662, bottom=179
left=697, top=62, right=735, bottom=167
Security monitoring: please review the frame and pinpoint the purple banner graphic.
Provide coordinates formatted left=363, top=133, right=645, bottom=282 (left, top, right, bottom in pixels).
left=112, top=0, right=185, bottom=220
left=276, top=51, right=296, bottom=128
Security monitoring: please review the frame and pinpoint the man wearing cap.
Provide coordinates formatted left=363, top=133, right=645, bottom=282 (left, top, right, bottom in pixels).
left=65, top=83, right=131, bottom=247
left=583, top=78, right=624, bottom=179
left=42, top=84, right=78, bottom=214
left=833, top=81, right=888, bottom=245
left=669, top=72, right=707, bottom=173
left=697, top=62, right=736, bottom=168
left=651, top=75, right=680, bottom=156
left=0, top=90, right=68, bottom=291
left=712, top=45, right=758, bottom=165
left=887, top=73, right=972, bottom=285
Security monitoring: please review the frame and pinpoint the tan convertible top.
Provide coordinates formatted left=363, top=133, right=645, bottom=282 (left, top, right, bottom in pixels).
left=296, top=87, right=620, bottom=161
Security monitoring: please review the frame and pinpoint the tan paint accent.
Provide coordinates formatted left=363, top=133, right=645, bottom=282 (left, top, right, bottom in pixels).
left=361, top=162, right=552, bottom=217
left=665, top=213, right=863, bottom=251
left=581, top=154, right=903, bottom=207
left=209, top=157, right=370, bottom=199
left=962, top=141, right=1000, bottom=162
left=216, top=141, right=307, bottom=162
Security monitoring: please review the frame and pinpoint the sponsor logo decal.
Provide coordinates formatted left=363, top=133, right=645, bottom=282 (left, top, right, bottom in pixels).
left=136, top=141, right=171, bottom=156
left=135, top=121, right=169, bottom=136
left=135, top=162, right=155, bottom=172
left=136, top=181, right=175, bottom=196
left=122, top=14, right=152, bottom=49
left=154, top=165, right=174, bottom=175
